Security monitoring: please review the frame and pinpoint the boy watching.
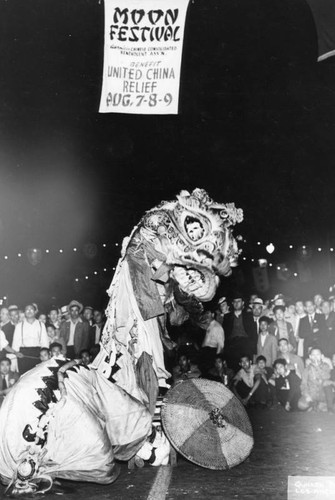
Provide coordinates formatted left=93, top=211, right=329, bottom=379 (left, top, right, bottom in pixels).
left=172, top=353, right=201, bottom=384
left=269, top=358, right=301, bottom=411
left=50, top=342, right=65, bottom=359
left=232, top=355, right=261, bottom=406
left=46, top=324, right=66, bottom=354
left=80, top=349, right=92, bottom=367
left=206, top=354, right=234, bottom=387
left=277, top=338, right=304, bottom=378
left=39, top=348, right=51, bottom=362
left=252, top=355, right=273, bottom=407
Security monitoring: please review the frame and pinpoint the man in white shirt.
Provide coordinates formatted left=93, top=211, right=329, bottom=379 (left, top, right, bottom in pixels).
left=0, top=329, right=22, bottom=360
left=12, top=304, right=49, bottom=374
left=202, top=312, right=225, bottom=354
left=200, top=311, right=225, bottom=375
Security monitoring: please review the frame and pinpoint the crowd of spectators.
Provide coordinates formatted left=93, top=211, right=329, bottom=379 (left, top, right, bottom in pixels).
left=0, top=300, right=105, bottom=406
left=170, top=292, right=335, bottom=413
left=1, top=291, right=335, bottom=415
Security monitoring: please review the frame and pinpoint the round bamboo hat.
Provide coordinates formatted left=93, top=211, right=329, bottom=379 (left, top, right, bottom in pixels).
left=161, top=378, right=254, bottom=470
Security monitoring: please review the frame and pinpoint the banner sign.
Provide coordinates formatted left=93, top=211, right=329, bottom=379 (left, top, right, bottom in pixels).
left=99, top=0, right=190, bottom=114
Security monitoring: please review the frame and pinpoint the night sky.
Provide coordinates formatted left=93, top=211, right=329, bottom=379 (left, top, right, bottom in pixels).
left=1, top=0, right=335, bottom=308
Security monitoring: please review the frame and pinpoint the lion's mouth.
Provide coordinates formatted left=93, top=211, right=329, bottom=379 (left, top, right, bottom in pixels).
left=171, top=265, right=218, bottom=302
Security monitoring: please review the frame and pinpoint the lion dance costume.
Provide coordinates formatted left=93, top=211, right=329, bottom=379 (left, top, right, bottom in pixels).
left=0, top=189, right=243, bottom=494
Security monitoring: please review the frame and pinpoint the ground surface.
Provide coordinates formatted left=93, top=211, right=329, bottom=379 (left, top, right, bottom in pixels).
left=1, top=407, right=335, bottom=500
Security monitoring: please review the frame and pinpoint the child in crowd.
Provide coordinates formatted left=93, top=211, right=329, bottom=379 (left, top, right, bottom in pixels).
left=172, top=353, right=201, bottom=384
left=298, top=347, right=334, bottom=412
left=50, top=342, right=66, bottom=360
left=277, top=338, right=304, bottom=377
left=232, top=355, right=268, bottom=407
left=46, top=324, right=66, bottom=354
left=206, top=354, right=234, bottom=388
left=39, top=348, right=51, bottom=362
left=252, top=355, right=273, bottom=407
left=269, top=358, right=301, bottom=411
left=80, top=349, right=92, bottom=367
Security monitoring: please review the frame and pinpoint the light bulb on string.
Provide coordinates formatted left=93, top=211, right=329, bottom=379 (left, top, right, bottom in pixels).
left=266, top=243, right=275, bottom=254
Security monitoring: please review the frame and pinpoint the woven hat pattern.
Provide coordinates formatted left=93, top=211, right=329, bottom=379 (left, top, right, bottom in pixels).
left=161, top=379, right=254, bottom=470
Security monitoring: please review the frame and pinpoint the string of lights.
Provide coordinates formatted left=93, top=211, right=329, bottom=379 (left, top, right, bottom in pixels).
left=0, top=242, right=120, bottom=261
left=1, top=241, right=335, bottom=261
left=1, top=240, right=334, bottom=289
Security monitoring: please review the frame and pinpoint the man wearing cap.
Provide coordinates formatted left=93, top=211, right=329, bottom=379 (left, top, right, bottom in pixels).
left=59, top=301, right=90, bottom=359
left=8, top=305, right=20, bottom=327
left=223, top=293, right=255, bottom=371
left=83, top=306, right=94, bottom=326
left=250, top=298, right=268, bottom=352
left=215, top=297, right=229, bottom=326
left=59, top=305, right=70, bottom=322
left=12, top=304, right=49, bottom=374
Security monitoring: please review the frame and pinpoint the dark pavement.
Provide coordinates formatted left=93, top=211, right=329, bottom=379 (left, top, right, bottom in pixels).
left=1, top=407, right=335, bottom=499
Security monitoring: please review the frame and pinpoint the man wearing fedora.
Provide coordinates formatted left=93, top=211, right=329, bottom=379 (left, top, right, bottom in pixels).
left=59, top=301, right=90, bottom=359
left=215, top=297, right=230, bottom=325
left=223, top=293, right=257, bottom=372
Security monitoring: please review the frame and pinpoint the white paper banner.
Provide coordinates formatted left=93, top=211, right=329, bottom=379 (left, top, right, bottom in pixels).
left=99, top=0, right=190, bottom=115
